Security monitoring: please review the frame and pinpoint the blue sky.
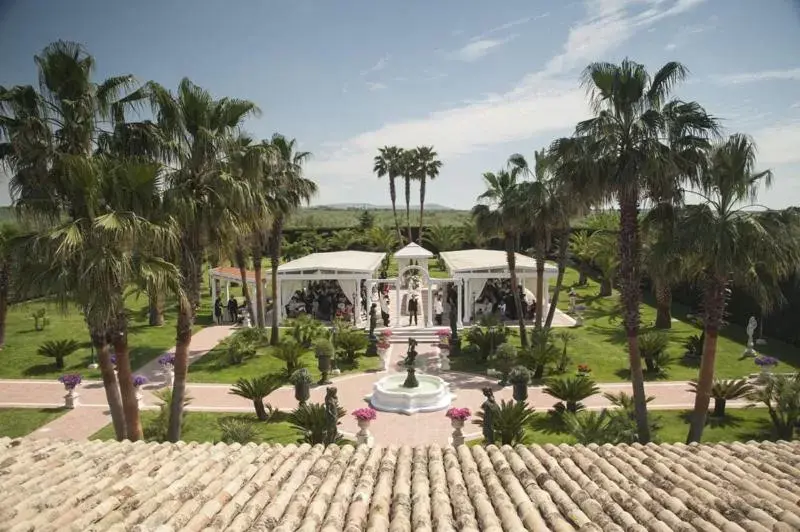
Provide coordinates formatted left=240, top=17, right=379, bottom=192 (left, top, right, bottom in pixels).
left=1, top=0, right=799, bottom=208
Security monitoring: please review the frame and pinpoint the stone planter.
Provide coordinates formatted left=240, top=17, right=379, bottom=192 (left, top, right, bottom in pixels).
left=449, top=418, right=465, bottom=446
left=356, top=419, right=374, bottom=447
left=439, top=347, right=450, bottom=371
left=512, top=382, right=528, bottom=403
left=63, top=387, right=79, bottom=409
left=163, top=367, right=174, bottom=388
left=135, top=387, right=144, bottom=409
left=317, top=355, right=332, bottom=384
left=295, top=381, right=310, bottom=406
left=377, top=348, right=389, bottom=371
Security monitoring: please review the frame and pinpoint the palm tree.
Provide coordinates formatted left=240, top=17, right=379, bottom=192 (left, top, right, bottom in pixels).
left=688, top=378, right=753, bottom=418
left=459, top=219, right=488, bottom=248
left=38, top=339, right=81, bottom=369
left=641, top=218, right=682, bottom=329
left=422, top=224, right=462, bottom=254
left=415, top=146, right=443, bottom=242
left=147, top=78, right=259, bottom=442
left=679, top=134, right=800, bottom=442
left=229, top=374, right=283, bottom=420
left=373, top=146, right=404, bottom=242
left=400, top=148, right=418, bottom=243
left=0, top=223, right=22, bottom=348
left=266, top=134, right=317, bottom=345
left=472, top=169, right=529, bottom=347
left=569, top=59, right=718, bottom=442
left=543, top=376, right=600, bottom=413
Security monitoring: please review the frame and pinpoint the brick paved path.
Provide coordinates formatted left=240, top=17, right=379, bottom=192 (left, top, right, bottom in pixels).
left=0, top=331, right=748, bottom=445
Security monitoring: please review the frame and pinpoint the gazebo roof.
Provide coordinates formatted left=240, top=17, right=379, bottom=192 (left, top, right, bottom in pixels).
left=394, top=242, right=434, bottom=259
left=440, top=249, right=557, bottom=274
left=277, top=251, right=385, bottom=276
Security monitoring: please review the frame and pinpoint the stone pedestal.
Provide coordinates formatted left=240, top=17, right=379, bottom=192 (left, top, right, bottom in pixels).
left=164, top=367, right=174, bottom=388
left=136, top=388, right=145, bottom=409
left=88, top=363, right=99, bottom=370
left=449, top=419, right=465, bottom=446
left=377, top=349, right=389, bottom=371
left=64, top=388, right=79, bottom=409
left=356, top=420, right=374, bottom=447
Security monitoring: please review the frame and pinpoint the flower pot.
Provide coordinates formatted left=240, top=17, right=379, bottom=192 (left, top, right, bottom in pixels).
left=449, top=418, right=465, bottom=446
left=356, top=419, right=373, bottom=446
left=295, top=381, right=310, bottom=406
left=135, top=387, right=145, bottom=409
left=512, top=382, right=528, bottom=403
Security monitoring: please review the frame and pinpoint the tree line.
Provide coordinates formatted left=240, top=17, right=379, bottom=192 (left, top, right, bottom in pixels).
left=0, top=41, right=315, bottom=442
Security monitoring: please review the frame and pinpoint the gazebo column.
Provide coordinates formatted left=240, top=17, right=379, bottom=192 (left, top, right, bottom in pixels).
left=457, top=279, right=464, bottom=328
left=210, top=272, right=217, bottom=321
left=464, top=278, right=472, bottom=324
left=425, top=284, right=433, bottom=328
left=225, top=281, right=230, bottom=301
left=276, top=278, right=284, bottom=324
left=355, top=279, right=363, bottom=328
left=395, top=279, right=401, bottom=326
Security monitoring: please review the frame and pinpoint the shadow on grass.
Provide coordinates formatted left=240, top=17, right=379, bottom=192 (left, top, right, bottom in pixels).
left=613, top=368, right=672, bottom=382
left=529, top=413, right=568, bottom=435
left=676, top=410, right=745, bottom=429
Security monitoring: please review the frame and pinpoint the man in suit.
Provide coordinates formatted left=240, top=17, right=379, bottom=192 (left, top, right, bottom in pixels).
left=408, top=295, right=418, bottom=326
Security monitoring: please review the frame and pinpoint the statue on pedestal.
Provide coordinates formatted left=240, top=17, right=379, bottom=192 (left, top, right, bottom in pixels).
left=568, top=289, right=577, bottom=314
left=324, top=387, right=340, bottom=444
left=481, top=387, right=498, bottom=445
left=402, top=338, right=419, bottom=388
left=448, top=302, right=461, bottom=356
left=369, top=303, right=377, bottom=338
left=744, top=316, right=758, bottom=356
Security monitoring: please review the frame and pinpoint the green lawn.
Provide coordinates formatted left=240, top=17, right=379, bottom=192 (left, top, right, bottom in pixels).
left=90, top=411, right=301, bottom=444
left=468, top=407, right=784, bottom=446
left=455, top=268, right=800, bottom=383
left=1, top=290, right=212, bottom=380
left=187, top=342, right=381, bottom=384
left=0, top=408, right=67, bottom=438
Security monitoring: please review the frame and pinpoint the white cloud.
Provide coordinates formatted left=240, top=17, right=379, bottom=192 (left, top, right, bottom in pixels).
left=714, top=67, right=800, bottom=85
left=309, top=0, right=708, bottom=190
left=451, top=35, right=517, bottom=62
left=360, top=54, right=389, bottom=76
left=753, top=122, right=800, bottom=166
left=468, top=14, right=547, bottom=42
left=365, top=82, right=387, bottom=91
left=664, top=42, right=677, bottom=50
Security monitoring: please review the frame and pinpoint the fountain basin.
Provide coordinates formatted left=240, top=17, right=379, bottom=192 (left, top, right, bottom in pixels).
left=367, top=373, right=455, bottom=414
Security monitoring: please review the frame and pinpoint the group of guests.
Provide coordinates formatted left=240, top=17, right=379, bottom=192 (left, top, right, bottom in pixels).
left=213, top=296, right=245, bottom=324
left=286, top=280, right=355, bottom=322
left=474, top=279, right=537, bottom=322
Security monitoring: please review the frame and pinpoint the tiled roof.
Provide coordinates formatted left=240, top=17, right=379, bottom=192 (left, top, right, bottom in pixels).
left=1, top=438, right=799, bottom=531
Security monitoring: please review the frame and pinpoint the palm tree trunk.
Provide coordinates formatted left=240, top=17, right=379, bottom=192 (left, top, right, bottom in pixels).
left=111, top=315, right=142, bottom=441
left=535, top=239, right=545, bottom=329
left=418, top=176, right=426, bottom=243
left=0, top=266, right=8, bottom=348
left=254, top=399, right=267, bottom=421
left=389, top=177, right=402, bottom=243
left=93, top=331, right=125, bottom=440
left=687, top=277, right=726, bottom=443
left=618, top=194, right=650, bottom=443
left=712, top=397, right=726, bottom=418
left=148, top=287, right=164, bottom=326
left=577, top=266, right=588, bottom=286
left=599, top=278, right=613, bottom=296
left=545, top=232, right=569, bottom=329
left=654, top=279, right=672, bottom=329
left=252, top=244, right=265, bottom=328
left=270, top=218, right=284, bottom=345
left=234, top=246, right=252, bottom=305
left=404, top=176, right=412, bottom=244
left=506, top=236, right=527, bottom=348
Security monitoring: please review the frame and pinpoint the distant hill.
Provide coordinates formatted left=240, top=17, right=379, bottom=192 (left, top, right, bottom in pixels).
left=313, top=203, right=457, bottom=211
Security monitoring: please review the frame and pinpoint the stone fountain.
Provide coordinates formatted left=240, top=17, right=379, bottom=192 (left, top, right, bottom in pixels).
left=367, top=338, right=455, bottom=415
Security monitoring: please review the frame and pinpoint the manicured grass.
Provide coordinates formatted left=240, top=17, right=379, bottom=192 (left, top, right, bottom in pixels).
left=187, top=342, right=381, bottom=384
left=457, top=268, right=800, bottom=383
left=1, top=289, right=212, bottom=381
left=468, top=407, right=784, bottom=446
left=90, top=411, right=301, bottom=444
left=0, top=408, right=67, bottom=438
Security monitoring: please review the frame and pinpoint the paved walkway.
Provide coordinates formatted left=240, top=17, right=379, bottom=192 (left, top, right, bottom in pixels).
left=0, top=334, right=748, bottom=445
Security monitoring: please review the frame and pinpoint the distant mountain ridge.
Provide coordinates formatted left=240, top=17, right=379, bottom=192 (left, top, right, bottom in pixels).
left=312, top=203, right=458, bottom=211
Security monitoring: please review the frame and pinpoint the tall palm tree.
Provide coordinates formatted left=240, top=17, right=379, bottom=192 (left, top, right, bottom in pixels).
left=472, top=169, right=529, bottom=348
left=373, top=146, right=404, bottom=242
left=400, top=148, right=418, bottom=243
left=415, top=146, right=442, bottom=242
left=679, top=134, right=800, bottom=442
left=266, top=134, right=317, bottom=345
left=569, top=59, right=718, bottom=442
left=147, top=78, right=259, bottom=442
left=0, top=223, right=22, bottom=348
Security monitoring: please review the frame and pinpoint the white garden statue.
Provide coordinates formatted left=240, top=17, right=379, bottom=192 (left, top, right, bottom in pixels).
left=744, top=316, right=757, bottom=357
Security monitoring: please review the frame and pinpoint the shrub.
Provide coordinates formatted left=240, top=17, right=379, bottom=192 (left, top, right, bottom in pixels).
left=274, top=339, right=306, bottom=376
left=521, top=329, right=560, bottom=379
left=38, top=339, right=81, bottom=369
left=544, top=376, right=600, bottom=414
left=683, top=332, right=704, bottom=359
left=144, top=389, right=192, bottom=442
left=472, top=399, right=535, bottom=445
left=218, top=418, right=257, bottom=444
left=600, top=391, right=659, bottom=441
left=314, top=338, right=335, bottom=358
left=287, top=314, right=327, bottom=348
left=235, top=327, right=271, bottom=347
left=230, top=374, right=283, bottom=420
left=563, top=410, right=639, bottom=445
left=688, top=378, right=753, bottom=418
left=638, top=330, right=671, bottom=374
left=747, top=373, right=800, bottom=440
left=225, top=336, right=257, bottom=366
left=335, top=327, right=368, bottom=362
left=508, top=366, right=531, bottom=385
left=289, top=403, right=346, bottom=445
left=554, top=331, right=575, bottom=373
left=466, top=324, right=510, bottom=361
left=31, top=308, right=49, bottom=331
left=491, top=343, right=518, bottom=384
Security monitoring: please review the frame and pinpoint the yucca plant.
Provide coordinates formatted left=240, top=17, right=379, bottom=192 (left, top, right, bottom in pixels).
left=683, top=332, right=704, bottom=359
left=747, top=373, right=800, bottom=440
left=218, top=418, right=257, bottom=444
left=37, top=339, right=81, bottom=369
left=689, top=378, right=753, bottom=418
left=225, top=336, right=257, bottom=366
left=638, top=330, right=671, bottom=374
left=274, top=338, right=306, bottom=376
left=522, top=329, right=560, bottom=379
left=554, top=331, right=575, bottom=373
left=144, top=389, right=192, bottom=442
left=601, top=391, right=660, bottom=442
left=229, top=374, right=283, bottom=421
left=544, top=376, right=600, bottom=414
left=472, top=399, right=535, bottom=445
left=288, top=402, right=346, bottom=445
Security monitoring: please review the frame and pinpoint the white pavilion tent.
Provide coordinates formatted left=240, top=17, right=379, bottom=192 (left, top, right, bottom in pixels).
left=393, top=242, right=434, bottom=272
left=439, top=249, right=557, bottom=324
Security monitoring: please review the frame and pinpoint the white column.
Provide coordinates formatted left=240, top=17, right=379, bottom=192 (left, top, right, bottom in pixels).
left=395, top=279, right=401, bottom=325
left=277, top=278, right=284, bottom=323
left=225, top=281, right=230, bottom=301
left=426, top=285, right=433, bottom=328
left=464, top=278, right=472, bottom=324
left=210, top=271, right=217, bottom=307
left=355, top=278, right=363, bottom=328
left=457, top=279, right=464, bottom=328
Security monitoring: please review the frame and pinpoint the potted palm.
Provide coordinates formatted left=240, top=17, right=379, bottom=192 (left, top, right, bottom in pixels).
left=509, top=366, right=531, bottom=403
left=314, top=338, right=334, bottom=384
left=290, top=368, right=312, bottom=406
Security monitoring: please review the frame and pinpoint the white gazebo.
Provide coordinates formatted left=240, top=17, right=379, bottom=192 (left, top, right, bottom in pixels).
left=439, top=249, right=558, bottom=324
left=393, top=242, right=434, bottom=272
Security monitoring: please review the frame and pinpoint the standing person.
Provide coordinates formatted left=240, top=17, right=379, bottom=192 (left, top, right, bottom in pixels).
left=214, top=296, right=223, bottom=324
left=227, top=296, right=239, bottom=324
left=380, top=294, right=390, bottom=327
left=434, top=294, right=444, bottom=326
left=408, top=295, right=418, bottom=326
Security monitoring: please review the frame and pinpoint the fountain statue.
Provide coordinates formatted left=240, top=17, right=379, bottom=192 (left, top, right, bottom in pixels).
left=366, top=303, right=378, bottom=356
left=324, top=387, right=340, bottom=445
left=402, top=338, right=419, bottom=388
left=449, top=302, right=461, bottom=356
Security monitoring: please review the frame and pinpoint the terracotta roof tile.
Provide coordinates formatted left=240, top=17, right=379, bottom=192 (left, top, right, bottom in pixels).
left=1, top=438, right=799, bottom=531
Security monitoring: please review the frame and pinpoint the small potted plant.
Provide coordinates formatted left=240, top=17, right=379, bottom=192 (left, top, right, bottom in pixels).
left=314, top=338, right=335, bottom=384
left=58, top=373, right=82, bottom=409
left=352, top=407, right=377, bottom=446
left=754, top=355, right=778, bottom=374
left=576, top=363, right=592, bottom=377
left=446, top=407, right=471, bottom=446
left=290, top=368, right=312, bottom=406
left=132, top=375, right=147, bottom=408
left=509, top=366, right=531, bottom=403
left=159, top=354, right=175, bottom=387
left=436, top=329, right=451, bottom=349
